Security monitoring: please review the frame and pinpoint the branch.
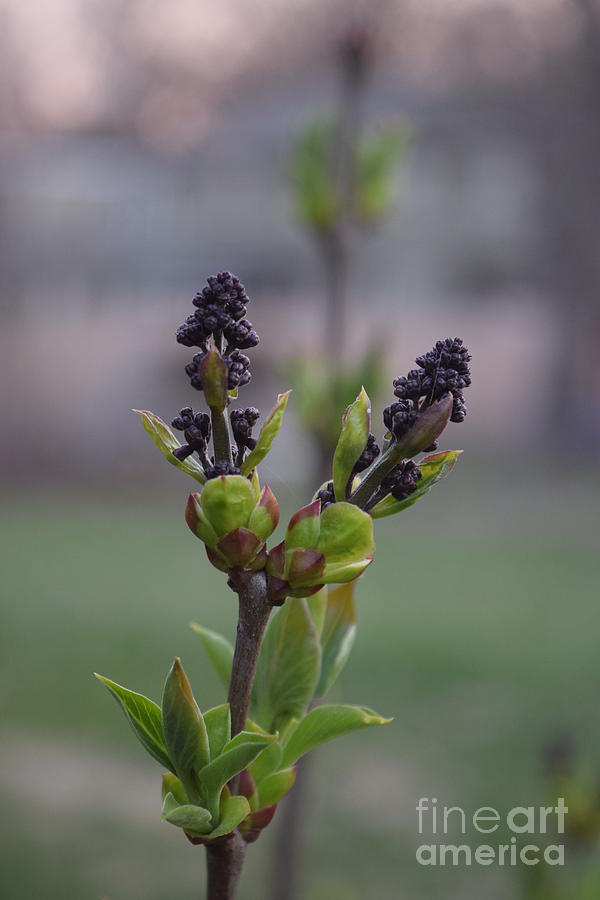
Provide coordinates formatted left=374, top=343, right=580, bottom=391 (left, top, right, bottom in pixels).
left=206, top=831, right=247, bottom=900
left=204, top=570, right=272, bottom=900
left=227, top=570, right=272, bottom=739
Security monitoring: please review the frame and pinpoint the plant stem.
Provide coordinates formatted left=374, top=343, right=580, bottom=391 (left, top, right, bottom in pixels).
left=211, top=406, right=232, bottom=464
left=227, top=570, right=272, bottom=740
left=206, top=831, right=247, bottom=900
left=204, top=570, right=271, bottom=900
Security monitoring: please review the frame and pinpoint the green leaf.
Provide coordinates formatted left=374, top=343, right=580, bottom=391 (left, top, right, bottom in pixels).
left=285, top=500, right=321, bottom=551
left=198, top=731, right=277, bottom=820
left=241, top=391, right=291, bottom=476
left=252, top=598, right=321, bottom=731
left=190, top=623, right=234, bottom=688
left=203, top=704, right=231, bottom=760
left=162, top=772, right=188, bottom=804
left=247, top=485, right=280, bottom=541
left=95, top=674, right=174, bottom=773
left=370, top=450, right=462, bottom=519
left=200, top=474, right=256, bottom=536
left=161, top=658, right=210, bottom=801
left=316, top=502, right=374, bottom=565
left=134, top=410, right=206, bottom=484
left=204, top=794, right=251, bottom=840
left=307, top=586, right=328, bottom=638
left=248, top=741, right=283, bottom=785
left=281, top=705, right=392, bottom=768
left=257, top=767, right=296, bottom=808
left=161, top=792, right=212, bottom=835
left=315, top=583, right=357, bottom=698
left=332, top=388, right=371, bottom=501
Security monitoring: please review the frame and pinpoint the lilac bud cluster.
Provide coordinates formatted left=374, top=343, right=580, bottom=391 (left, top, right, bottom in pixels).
left=177, top=272, right=259, bottom=394
left=383, top=337, right=471, bottom=436
left=171, top=407, right=211, bottom=463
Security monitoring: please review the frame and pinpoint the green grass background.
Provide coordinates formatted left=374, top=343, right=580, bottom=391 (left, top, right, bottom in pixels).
left=1, top=463, right=598, bottom=899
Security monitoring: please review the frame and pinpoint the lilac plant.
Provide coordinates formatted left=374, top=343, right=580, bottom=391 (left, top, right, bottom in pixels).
left=96, top=272, right=471, bottom=899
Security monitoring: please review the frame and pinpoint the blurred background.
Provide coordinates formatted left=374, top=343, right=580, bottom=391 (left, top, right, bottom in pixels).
left=1, top=0, right=599, bottom=898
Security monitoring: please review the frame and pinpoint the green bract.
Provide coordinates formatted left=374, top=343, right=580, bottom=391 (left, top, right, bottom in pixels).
left=241, top=391, right=291, bottom=476
left=135, top=409, right=206, bottom=484
left=332, top=387, right=371, bottom=501
left=186, top=476, right=279, bottom=572
left=370, top=449, right=462, bottom=519
left=96, top=660, right=276, bottom=841
left=266, top=500, right=374, bottom=599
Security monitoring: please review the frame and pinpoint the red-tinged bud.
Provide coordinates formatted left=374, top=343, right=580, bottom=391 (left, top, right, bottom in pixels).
left=237, top=768, right=256, bottom=800
left=286, top=548, right=326, bottom=585
left=266, top=541, right=286, bottom=580
left=267, top=575, right=289, bottom=606
left=247, top=484, right=280, bottom=541
left=205, top=544, right=230, bottom=573
left=287, top=582, right=325, bottom=599
left=216, top=528, right=261, bottom=569
left=246, top=544, right=268, bottom=572
left=285, top=499, right=321, bottom=550
left=185, top=493, right=219, bottom=546
left=240, top=804, right=277, bottom=844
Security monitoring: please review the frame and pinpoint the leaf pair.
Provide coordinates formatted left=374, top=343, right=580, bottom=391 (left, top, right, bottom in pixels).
left=136, top=392, right=290, bottom=487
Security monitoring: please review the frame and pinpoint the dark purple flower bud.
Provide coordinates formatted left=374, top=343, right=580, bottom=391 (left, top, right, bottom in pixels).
left=380, top=459, right=422, bottom=502
left=224, top=318, right=260, bottom=350
left=450, top=395, right=467, bottom=423
left=383, top=400, right=418, bottom=440
left=171, top=407, right=212, bottom=463
left=205, top=460, right=241, bottom=479
left=352, top=433, right=380, bottom=476
left=316, top=481, right=336, bottom=509
left=231, top=407, right=260, bottom=451
left=225, top=349, right=252, bottom=390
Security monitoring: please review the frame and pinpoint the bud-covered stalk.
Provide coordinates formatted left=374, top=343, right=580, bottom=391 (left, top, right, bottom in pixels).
left=110, top=276, right=473, bottom=900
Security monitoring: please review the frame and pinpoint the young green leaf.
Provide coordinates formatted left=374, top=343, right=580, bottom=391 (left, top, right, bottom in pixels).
left=332, top=387, right=371, bottom=501
left=241, top=391, right=291, bottom=476
left=315, top=583, right=358, bottom=698
left=161, top=658, right=210, bottom=801
left=248, top=741, right=283, bottom=786
left=316, top=502, right=374, bottom=566
left=161, top=792, right=212, bottom=835
left=190, top=623, right=234, bottom=688
left=95, top=674, right=174, bottom=773
left=370, top=450, right=462, bottom=519
left=162, top=772, right=188, bottom=805
left=204, top=794, right=251, bottom=841
left=281, top=705, right=392, bottom=768
left=134, top=410, right=206, bottom=484
left=307, top=586, right=328, bottom=638
left=252, top=598, right=321, bottom=731
left=203, top=704, right=231, bottom=761
left=257, top=767, right=297, bottom=808
left=198, top=731, right=277, bottom=820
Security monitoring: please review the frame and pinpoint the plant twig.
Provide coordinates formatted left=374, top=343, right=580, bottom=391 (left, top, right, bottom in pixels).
left=227, top=570, right=272, bottom=740
left=204, top=570, right=272, bottom=900
left=206, top=831, right=247, bottom=900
